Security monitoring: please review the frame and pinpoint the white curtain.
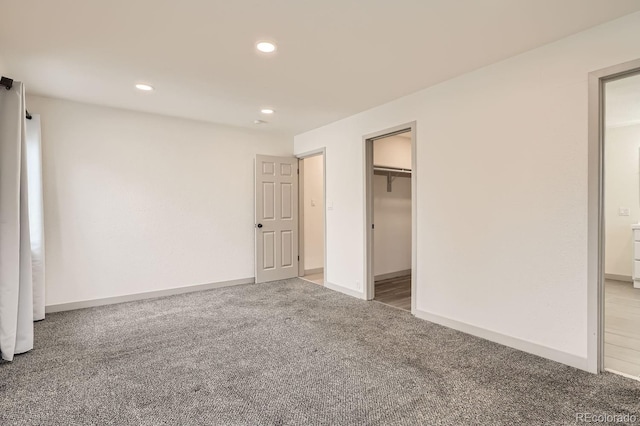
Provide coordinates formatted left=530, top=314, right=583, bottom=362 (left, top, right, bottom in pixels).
left=0, top=81, right=43, bottom=361
left=26, top=115, right=45, bottom=322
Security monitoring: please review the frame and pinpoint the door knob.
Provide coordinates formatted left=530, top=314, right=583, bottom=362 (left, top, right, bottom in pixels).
left=257, top=223, right=263, bottom=228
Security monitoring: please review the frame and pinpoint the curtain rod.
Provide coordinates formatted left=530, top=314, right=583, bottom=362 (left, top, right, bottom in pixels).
left=1, top=75, right=13, bottom=90
left=1, top=75, right=32, bottom=119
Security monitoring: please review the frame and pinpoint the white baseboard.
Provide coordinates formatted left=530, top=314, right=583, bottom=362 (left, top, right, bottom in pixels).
left=304, top=267, right=324, bottom=276
left=413, top=308, right=588, bottom=372
left=324, top=281, right=366, bottom=300
left=375, top=269, right=411, bottom=281
left=605, top=273, right=633, bottom=283
left=45, top=277, right=256, bottom=313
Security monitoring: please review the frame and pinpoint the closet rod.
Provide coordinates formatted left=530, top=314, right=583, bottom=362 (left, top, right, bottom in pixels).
left=373, top=166, right=412, bottom=174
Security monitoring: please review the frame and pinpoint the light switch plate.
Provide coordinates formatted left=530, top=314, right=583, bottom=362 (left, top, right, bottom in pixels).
left=619, top=207, right=631, bottom=216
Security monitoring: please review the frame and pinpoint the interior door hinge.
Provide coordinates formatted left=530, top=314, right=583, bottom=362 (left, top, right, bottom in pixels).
left=298, top=255, right=300, bottom=261
left=297, top=169, right=299, bottom=174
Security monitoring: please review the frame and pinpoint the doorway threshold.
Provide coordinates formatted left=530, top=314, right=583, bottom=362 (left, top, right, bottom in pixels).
left=300, top=273, right=324, bottom=286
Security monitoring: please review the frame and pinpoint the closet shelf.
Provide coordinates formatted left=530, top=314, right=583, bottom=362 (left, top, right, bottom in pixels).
left=373, top=165, right=411, bottom=192
left=373, top=165, right=412, bottom=178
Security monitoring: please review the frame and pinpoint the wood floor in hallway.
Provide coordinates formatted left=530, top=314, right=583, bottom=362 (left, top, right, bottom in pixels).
left=605, top=279, right=640, bottom=379
left=374, top=275, right=411, bottom=311
left=300, top=272, right=324, bottom=286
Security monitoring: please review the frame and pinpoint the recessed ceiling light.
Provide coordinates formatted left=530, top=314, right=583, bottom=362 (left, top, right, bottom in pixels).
left=135, top=83, right=154, bottom=91
left=256, top=41, right=277, bottom=53
left=260, top=108, right=275, bottom=114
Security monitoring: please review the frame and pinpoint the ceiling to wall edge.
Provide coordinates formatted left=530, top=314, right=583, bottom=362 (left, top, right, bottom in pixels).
left=24, top=93, right=295, bottom=141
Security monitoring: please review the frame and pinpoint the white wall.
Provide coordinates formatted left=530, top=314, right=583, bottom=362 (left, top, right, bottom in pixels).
left=605, top=124, right=640, bottom=278
left=0, top=53, right=7, bottom=75
left=303, top=154, right=324, bottom=271
left=373, top=136, right=412, bottom=277
left=27, top=95, right=292, bottom=306
left=374, top=175, right=411, bottom=277
left=294, top=12, right=640, bottom=370
left=373, top=135, right=411, bottom=169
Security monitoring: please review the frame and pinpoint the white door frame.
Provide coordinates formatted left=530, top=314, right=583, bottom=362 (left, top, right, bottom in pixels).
left=297, top=148, right=327, bottom=283
left=363, top=121, right=417, bottom=313
left=587, top=58, right=640, bottom=373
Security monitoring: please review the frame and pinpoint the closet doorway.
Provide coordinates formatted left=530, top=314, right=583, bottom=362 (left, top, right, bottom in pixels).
left=298, top=149, right=326, bottom=286
left=365, top=123, right=416, bottom=312
left=601, top=71, right=640, bottom=379
left=588, top=58, right=640, bottom=376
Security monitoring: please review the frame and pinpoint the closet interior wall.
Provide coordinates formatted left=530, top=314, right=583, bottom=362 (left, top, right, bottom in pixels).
left=373, top=135, right=412, bottom=278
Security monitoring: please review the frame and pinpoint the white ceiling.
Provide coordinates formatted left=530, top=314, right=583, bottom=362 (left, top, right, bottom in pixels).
left=2, top=0, right=640, bottom=136
left=606, top=73, right=640, bottom=128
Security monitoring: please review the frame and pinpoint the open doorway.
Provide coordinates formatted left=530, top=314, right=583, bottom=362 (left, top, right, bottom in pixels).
left=365, top=123, right=416, bottom=312
left=298, top=150, right=325, bottom=286
left=602, top=71, right=640, bottom=379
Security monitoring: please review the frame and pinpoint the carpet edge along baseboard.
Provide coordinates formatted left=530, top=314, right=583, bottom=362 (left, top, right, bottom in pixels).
left=45, top=277, right=256, bottom=313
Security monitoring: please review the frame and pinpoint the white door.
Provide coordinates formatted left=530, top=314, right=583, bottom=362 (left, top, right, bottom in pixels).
left=255, top=155, right=299, bottom=283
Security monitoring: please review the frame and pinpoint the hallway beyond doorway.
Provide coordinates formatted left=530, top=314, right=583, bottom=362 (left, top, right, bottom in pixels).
left=374, top=274, right=411, bottom=311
